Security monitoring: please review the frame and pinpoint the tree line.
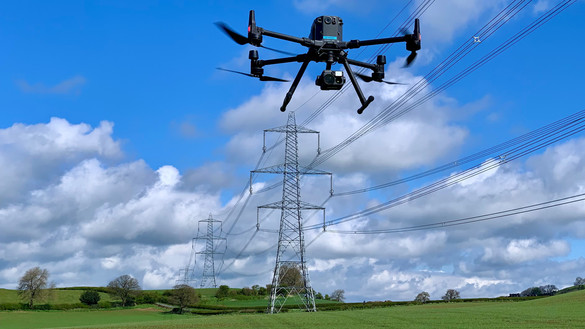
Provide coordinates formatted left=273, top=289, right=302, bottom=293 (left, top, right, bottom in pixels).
left=16, top=267, right=198, bottom=313
left=17, top=266, right=584, bottom=309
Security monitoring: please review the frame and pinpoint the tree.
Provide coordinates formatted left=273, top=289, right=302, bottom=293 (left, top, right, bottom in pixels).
left=540, top=284, right=558, bottom=296
left=521, top=286, right=542, bottom=297
left=315, top=292, right=323, bottom=299
left=215, top=285, right=230, bottom=299
left=136, top=291, right=162, bottom=304
left=330, top=289, right=345, bottom=302
left=521, top=285, right=557, bottom=297
left=278, top=263, right=303, bottom=288
left=79, top=290, right=101, bottom=306
left=107, top=275, right=141, bottom=306
left=240, top=287, right=253, bottom=296
left=258, top=286, right=267, bottom=296
left=17, top=267, right=49, bottom=308
left=415, top=291, right=430, bottom=304
left=575, top=277, right=585, bottom=286
left=169, top=284, right=199, bottom=313
left=442, top=289, right=460, bottom=302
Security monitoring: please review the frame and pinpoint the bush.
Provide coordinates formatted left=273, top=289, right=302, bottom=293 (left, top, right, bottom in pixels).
left=0, top=303, right=25, bottom=311
left=135, top=291, right=162, bottom=304
left=240, top=287, right=253, bottom=296
left=80, top=290, right=101, bottom=305
left=98, top=301, right=112, bottom=309
left=215, top=285, right=230, bottom=299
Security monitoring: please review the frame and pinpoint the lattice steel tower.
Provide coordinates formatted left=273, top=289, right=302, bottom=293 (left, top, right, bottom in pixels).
left=252, top=112, right=331, bottom=313
left=175, top=242, right=196, bottom=286
left=196, top=214, right=226, bottom=288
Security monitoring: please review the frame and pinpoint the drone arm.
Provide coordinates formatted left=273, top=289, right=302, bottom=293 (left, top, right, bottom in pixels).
left=339, top=57, right=374, bottom=114
left=345, top=58, right=376, bottom=70
left=260, top=28, right=314, bottom=47
left=280, top=59, right=311, bottom=112
left=347, top=35, right=408, bottom=49
left=258, top=54, right=308, bottom=67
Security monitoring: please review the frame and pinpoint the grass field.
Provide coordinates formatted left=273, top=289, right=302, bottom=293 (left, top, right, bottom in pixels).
left=1, top=289, right=584, bottom=328
left=0, top=288, right=112, bottom=305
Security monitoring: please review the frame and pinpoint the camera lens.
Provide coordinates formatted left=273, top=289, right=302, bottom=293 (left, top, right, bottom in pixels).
left=324, top=17, right=332, bottom=24
left=323, top=73, right=334, bottom=85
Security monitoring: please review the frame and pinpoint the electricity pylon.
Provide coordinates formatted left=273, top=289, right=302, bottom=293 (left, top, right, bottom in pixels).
left=252, top=112, right=332, bottom=313
left=196, top=214, right=226, bottom=288
left=175, top=241, right=196, bottom=286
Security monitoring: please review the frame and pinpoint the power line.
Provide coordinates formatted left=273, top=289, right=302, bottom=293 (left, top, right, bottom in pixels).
left=311, top=0, right=575, bottom=168
left=304, top=116, right=585, bottom=230
left=333, top=108, right=585, bottom=196
left=327, top=192, right=585, bottom=234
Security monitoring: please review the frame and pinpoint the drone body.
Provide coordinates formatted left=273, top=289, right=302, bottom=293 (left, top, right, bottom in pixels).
left=217, top=11, right=421, bottom=114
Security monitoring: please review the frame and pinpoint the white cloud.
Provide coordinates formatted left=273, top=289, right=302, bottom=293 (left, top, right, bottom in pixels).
left=0, top=118, right=122, bottom=205
left=219, top=60, right=469, bottom=174
left=482, top=239, right=570, bottom=265
left=533, top=0, right=552, bottom=14
left=415, top=0, right=506, bottom=46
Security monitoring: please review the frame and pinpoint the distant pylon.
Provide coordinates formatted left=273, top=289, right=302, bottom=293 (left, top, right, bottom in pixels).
left=196, top=214, right=226, bottom=288
left=252, top=112, right=332, bottom=313
left=175, top=240, right=196, bottom=286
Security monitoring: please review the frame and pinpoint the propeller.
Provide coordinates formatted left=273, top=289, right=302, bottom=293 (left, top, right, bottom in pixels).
left=216, top=67, right=290, bottom=82
left=355, top=72, right=405, bottom=85
left=405, top=51, right=417, bottom=67
left=404, top=18, right=421, bottom=67
left=214, top=22, right=296, bottom=56
left=215, top=22, right=248, bottom=45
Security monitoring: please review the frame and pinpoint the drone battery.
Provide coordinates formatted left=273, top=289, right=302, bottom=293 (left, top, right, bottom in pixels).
left=310, top=16, right=343, bottom=41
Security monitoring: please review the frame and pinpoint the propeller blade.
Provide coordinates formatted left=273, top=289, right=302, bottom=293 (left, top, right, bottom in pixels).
left=215, top=22, right=295, bottom=56
left=405, top=51, right=417, bottom=67
left=259, top=76, right=290, bottom=82
left=260, top=45, right=296, bottom=56
left=216, top=68, right=289, bottom=82
left=356, top=72, right=405, bottom=85
left=380, top=80, right=405, bottom=85
left=215, top=22, right=249, bottom=45
left=216, top=67, right=254, bottom=78
left=355, top=72, right=374, bottom=82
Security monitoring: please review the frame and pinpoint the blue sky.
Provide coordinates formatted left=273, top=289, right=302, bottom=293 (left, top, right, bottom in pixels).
left=2, top=0, right=585, bottom=302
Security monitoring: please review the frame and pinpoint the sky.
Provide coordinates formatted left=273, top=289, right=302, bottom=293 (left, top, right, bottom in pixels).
left=2, top=0, right=585, bottom=303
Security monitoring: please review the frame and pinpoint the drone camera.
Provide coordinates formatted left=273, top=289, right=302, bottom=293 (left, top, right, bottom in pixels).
left=316, top=70, right=345, bottom=90
left=310, top=15, right=343, bottom=42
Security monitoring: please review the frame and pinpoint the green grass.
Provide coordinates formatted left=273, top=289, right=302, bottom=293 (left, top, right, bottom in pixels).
left=0, top=288, right=112, bottom=305
left=1, top=289, right=584, bottom=329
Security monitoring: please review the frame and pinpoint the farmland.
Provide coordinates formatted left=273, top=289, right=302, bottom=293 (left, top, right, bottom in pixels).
left=0, top=289, right=584, bottom=328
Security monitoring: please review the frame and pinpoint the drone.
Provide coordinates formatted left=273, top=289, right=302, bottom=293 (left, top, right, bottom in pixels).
left=216, top=10, right=421, bottom=114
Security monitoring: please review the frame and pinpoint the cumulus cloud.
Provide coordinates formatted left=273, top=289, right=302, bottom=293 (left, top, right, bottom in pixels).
left=219, top=60, right=469, bottom=174
left=0, top=119, right=224, bottom=289
left=4, top=111, right=585, bottom=300
left=415, top=0, right=507, bottom=46
left=0, top=118, right=121, bottom=205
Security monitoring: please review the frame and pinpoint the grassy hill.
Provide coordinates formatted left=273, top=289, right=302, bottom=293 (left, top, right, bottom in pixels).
left=0, top=289, right=584, bottom=328
left=0, top=288, right=112, bottom=305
